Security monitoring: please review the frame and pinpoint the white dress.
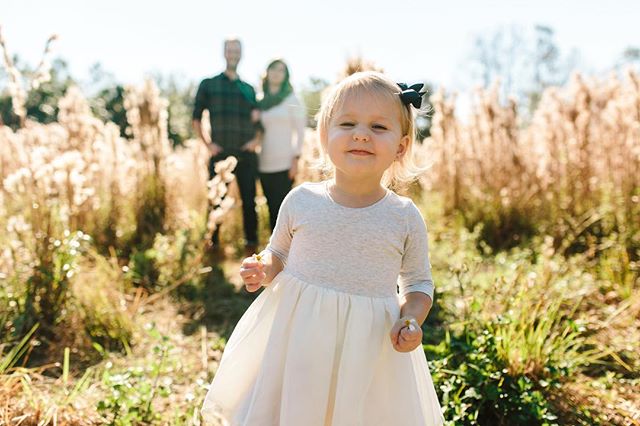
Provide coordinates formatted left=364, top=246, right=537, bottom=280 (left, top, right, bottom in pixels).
left=201, top=182, right=444, bottom=426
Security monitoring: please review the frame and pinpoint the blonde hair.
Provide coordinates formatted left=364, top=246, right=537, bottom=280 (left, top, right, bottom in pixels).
left=316, top=71, right=426, bottom=190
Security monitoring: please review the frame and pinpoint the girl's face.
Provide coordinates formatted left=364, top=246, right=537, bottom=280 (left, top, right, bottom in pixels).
left=325, top=91, right=408, bottom=183
left=267, top=62, right=287, bottom=88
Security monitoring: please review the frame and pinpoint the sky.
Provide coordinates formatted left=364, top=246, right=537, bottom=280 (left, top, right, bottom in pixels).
left=2, top=0, right=639, bottom=95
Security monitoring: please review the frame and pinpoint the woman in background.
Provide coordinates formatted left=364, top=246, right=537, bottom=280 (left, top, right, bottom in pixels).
left=257, top=59, right=306, bottom=231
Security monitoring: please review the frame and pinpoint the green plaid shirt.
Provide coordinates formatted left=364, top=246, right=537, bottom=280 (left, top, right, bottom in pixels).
left=193, top=72, right=259, bottom=153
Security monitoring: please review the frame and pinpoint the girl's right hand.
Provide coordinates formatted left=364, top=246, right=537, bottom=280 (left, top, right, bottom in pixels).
left=389, top=317, right=423, bottom=352
left=239, top=256, right=266, bottom=292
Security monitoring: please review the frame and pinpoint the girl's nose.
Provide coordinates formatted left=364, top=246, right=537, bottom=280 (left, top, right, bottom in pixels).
left=353, top=127, right=370, bottom=142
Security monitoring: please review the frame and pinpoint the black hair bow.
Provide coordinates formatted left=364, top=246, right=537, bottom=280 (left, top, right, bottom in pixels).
left=397, top=83, right=426, bottom=108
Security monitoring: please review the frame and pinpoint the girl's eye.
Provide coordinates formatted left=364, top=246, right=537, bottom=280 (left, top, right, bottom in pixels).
left=339, top=122, right=355, bottom=127
left=372, top=124, right=388, bottom=130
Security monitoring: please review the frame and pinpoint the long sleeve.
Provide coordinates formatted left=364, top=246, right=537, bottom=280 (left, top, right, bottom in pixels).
left=265, top=189, right=297, bottom=265
left=192, top=80, right=208, bottom=121
left=288, top=94, right=307, bottom=157
left=397, top=203, right=435, bottom=301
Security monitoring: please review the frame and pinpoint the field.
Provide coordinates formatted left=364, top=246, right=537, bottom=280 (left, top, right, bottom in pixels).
left=1, top=57, right=639, bottom=424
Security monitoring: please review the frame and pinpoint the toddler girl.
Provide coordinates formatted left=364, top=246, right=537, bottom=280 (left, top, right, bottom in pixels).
left=202, top=71, right=444, bottom=426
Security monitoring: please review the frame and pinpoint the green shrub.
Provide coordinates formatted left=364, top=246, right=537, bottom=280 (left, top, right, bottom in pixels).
left=428, top=328, right=561, bottom=425
left=13, top=231, right=90, bottom=339
left=72, top=250, right=135, bottom=352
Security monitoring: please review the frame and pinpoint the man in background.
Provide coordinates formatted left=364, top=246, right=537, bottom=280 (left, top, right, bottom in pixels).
left=193, top=38, right=262, bottom=257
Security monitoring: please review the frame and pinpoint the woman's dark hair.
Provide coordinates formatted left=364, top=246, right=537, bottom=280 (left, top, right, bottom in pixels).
left=258, top=59, right=293, bottom=111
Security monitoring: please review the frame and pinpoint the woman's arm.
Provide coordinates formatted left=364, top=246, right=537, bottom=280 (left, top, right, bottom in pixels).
left=289, top=94, right=307, bottom=157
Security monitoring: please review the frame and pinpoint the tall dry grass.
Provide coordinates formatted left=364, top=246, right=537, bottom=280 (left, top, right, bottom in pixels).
left=410, top=71, right=639, bottom=424
left=418, top=70, right=640, bottom=252
left=0, top=30, right=237, bottom=355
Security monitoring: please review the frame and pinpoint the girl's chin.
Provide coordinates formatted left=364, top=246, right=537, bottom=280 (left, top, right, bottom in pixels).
left=334, top=167, right=384, bottom=179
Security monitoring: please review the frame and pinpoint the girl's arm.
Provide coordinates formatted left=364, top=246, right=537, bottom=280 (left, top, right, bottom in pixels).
left=241, top=189, right=296, bottom=292
left=262, top=251, right=284, bottom=285
left=400, top=292, right=433, bottom=326
left=389, top=292, right=433, bottom=352
left=391, top=203, right=435, bottom=352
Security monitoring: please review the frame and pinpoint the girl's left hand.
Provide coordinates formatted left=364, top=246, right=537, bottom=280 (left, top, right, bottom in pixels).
left=389, top=317, right=423, bottom=352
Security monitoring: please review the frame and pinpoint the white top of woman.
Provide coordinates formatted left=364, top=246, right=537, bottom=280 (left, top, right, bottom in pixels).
left=258, top=92, right=306, bottom=173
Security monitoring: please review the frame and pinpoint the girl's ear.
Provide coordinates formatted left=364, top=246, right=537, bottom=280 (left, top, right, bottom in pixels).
left=396, top=135, right=410, bottom=159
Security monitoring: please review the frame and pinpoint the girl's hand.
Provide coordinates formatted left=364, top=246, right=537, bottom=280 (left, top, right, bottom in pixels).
left=389, top=317, right=423, bottom=352
left=239, top=254, right=265, bottom=292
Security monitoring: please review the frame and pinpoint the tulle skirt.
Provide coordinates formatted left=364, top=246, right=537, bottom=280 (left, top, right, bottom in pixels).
left=201, top=271, right=444, bottom=426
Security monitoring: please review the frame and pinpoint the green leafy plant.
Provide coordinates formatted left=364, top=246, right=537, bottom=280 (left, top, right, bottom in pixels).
left=97, top=332, right=171, bottom=424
